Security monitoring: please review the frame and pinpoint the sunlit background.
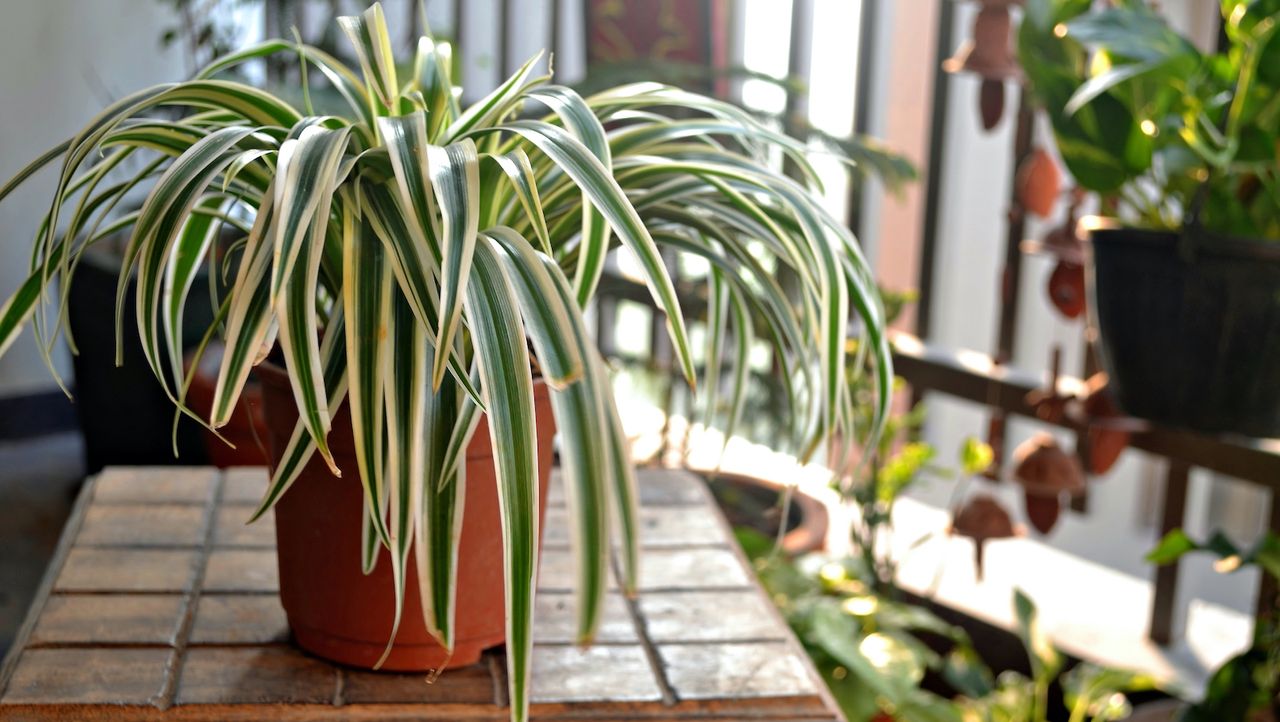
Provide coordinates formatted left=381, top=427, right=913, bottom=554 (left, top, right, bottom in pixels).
left=0, top=0, right=1265, bottom=707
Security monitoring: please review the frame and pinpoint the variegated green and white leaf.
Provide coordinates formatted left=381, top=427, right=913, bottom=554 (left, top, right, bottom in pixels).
left=359, top=180, right=483, bottom=406
left=414, top=369, right=466, bottom=649
left=210, top=183, right=278, bottom=428
left=426, top=139, right=480, bottom=388
left=463, top=236, right=539, bottom=722
left=445, top=51, right=545, bottom=142
left=343, top=201, right=394, bottom=545
left=249, top=307, right=348, bottom=522
left=270, top=125, right=351, bottom=303
left=478, top=120, right=696, bottom=385
left=126, top=126, right=257, bottom=399
left=702, top=265, right=729, bottom=429
left=482, top=151, right=551, bottom=255
left=376, top=291, right=428, bottom=668
left=485, top=227, right=608, bottom=642
left=162, top=196, right=228, bottom=384
left=339, top=3, right=400, bottom=112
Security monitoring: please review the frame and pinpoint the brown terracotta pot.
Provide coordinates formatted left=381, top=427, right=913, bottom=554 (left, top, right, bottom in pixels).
left=257, top=361, right=556, bottom=672
left=185, top=341, right=271, bottom=468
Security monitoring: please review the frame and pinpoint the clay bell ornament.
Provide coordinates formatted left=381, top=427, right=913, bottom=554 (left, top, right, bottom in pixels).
left=1040, top=188, right=1089, bottom=319
left=944, top=0, right=1023, bottom=131
left=1082, top=372, right=1130, bottom=476
left=1016, top=148, right=1061, bottom=219
left=1041, top=187, right=1088, bottom=262
left=1024, top=346, right=1069, bottom=423
left=1013, top=432, right=1085, bottom=535
left=949, top=494, right=1018, bottom=579
left=1047, top=260, right=1086, bottom=318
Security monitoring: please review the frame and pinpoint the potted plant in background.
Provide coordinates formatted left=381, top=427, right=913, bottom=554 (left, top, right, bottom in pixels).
left=0, top=4, right=891, bottom=720
left=1019, top=0, right=1280, bottom=437
left=1147, top=528, right=1280, bottom=721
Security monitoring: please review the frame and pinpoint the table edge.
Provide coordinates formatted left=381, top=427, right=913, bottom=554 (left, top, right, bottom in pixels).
left=0, top=473, right=98, bottom=698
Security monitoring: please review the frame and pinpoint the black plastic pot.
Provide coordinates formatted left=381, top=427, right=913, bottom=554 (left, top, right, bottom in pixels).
left=67, top=248, right=213, bottom=472
left=1087, top=225, right=1280, bottom=438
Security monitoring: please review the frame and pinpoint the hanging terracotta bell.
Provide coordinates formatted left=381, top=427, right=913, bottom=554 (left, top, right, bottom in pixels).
left=1023, top=492, right=1061, bottom=535
left=1024, top=346, right=1069, bottom=424
left=1047, top=260, right=1086, bottom=319
left=1082, top=372, right=1131, bottom=475
left=1013, top=432, right=1085, bottom=498
left=944, top=5, right=1020, bottom=80
left=950, top=494, right=1016, bottom=579
left=979, top=79, right=1005, bottom=131
left=1016, top=148, right=1061, bottom=218
left=1042, top=217, right=1085, bottom=265
left=944, top=3, right=1022, bottom=131
left=1012, top=432, right=1084, bottom=534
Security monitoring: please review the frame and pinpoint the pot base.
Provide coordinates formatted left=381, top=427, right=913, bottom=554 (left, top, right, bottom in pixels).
left=257, top=361, right=557, bottom=673
left=290, top=620, right=500, bottom=671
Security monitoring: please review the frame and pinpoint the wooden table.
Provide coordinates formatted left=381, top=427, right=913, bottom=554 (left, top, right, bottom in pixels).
left=0, top=466, right=842, bottom=721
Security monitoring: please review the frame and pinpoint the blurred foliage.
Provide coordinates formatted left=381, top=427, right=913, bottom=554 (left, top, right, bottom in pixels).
left=837, top=288, right=990, bottom=593
left=742, top=532, right=987, bottom=722
left=957, top=589, right=1158, bottom=722
left=1147, top=529, right=1280, bottom=721
left=1018, top=0, right=1280, bottom=238
left=741, top=535, right=1158, bottom=722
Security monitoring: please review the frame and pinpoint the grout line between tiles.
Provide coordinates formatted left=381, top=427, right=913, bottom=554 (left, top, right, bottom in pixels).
left=611, top=550, right=678, bottom=707
left=332, top=667, right=346, bottom=706
left=153, top=469, right=225, bottom=710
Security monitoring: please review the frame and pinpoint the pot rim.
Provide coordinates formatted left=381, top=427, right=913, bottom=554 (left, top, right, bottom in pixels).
left=703, top=470, right=829, bottom=555
left=1079, top=215, right=1280, bottom=262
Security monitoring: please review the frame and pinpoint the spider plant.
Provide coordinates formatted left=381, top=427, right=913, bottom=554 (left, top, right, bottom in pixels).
left=0, top=5, right=889, bottom=719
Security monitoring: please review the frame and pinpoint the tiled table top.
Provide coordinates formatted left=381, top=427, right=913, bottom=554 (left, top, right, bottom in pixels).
left=0, top=466, right=841, bottom=721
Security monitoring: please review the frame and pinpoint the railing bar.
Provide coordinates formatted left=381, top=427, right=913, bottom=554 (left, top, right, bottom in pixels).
left=845, top=0, right=880, bottom=239
left=782, top=0, right=813, bottom=180
left=890, top=331, right=1280, bottom=488
left=1071, top=335, right=1102, bottom=512
left=984, top=92, right=1035, bottom=469
left=549, top=0, right=561, bottom=64
left=913, top=0, right=956, bottom=343
left=1149, top=460, right=1190, bottom=645
left=995, top=93, right=1034, bottom=365
left=598, top=267, right=1280, bottom=486
left=498, top=0, right=511, bottom=78
left=1256, top=490, right=1280, bottom=628
left=453, top=0, right=465, bottom=91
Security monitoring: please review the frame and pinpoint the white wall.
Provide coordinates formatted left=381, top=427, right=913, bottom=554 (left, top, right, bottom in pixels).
left=0, top=1, right=185, bottom=397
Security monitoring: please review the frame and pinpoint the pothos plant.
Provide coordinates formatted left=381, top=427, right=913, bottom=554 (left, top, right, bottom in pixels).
left=1147, top=528, right=1280, bottom=721
left=1018, top=0, right=1280, bottom=238
left=0, top=4, right=891, bottom=721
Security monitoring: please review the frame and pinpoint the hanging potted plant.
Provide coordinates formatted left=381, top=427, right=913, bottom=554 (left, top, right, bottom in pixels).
left=1019, top=0, right=1280, bottom=437
left=0, top=5, right=892, bottom=720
